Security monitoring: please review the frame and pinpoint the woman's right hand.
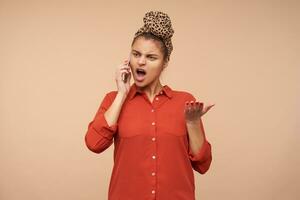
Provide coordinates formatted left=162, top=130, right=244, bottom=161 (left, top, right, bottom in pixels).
left=115, top=58, right=132, bottom=96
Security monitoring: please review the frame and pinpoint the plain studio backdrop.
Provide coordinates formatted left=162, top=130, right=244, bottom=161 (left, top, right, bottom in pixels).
left=0, top=0, right=299, bottom=199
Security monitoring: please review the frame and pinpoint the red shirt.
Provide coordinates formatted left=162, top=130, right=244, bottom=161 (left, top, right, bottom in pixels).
left=85, top=83, right=212, bottom=200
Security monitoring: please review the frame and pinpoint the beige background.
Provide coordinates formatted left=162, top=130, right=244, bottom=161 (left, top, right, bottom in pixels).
left=1, top=0, right=299, bottom=199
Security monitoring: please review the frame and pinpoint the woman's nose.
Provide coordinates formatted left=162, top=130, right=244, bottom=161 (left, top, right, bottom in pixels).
left=138, top=56, right=146, bottom=65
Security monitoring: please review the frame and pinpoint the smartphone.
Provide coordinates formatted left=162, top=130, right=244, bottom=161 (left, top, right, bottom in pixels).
left=122, top=54, right=131, bottom=83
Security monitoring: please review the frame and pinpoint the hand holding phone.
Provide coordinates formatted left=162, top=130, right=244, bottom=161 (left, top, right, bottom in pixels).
left=122, top=54, right=131, bottom=83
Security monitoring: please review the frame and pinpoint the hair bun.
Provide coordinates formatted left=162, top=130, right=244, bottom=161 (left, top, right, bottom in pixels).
left=143, top=11, right=174, bottom=40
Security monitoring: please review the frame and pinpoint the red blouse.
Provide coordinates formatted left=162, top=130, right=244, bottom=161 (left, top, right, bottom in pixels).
left=85, top=83, right=212, bottom=200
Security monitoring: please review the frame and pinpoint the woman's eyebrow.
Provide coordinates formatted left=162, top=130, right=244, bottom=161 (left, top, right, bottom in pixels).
left=132, top=50, right=158, bottom=56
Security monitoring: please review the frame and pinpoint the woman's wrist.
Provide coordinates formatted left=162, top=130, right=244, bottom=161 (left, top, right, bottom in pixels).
left=116, top=91, right=128, bottom=103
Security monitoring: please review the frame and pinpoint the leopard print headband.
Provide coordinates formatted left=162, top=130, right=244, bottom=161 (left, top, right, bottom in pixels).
left=134, top=11, right=174, bottom=61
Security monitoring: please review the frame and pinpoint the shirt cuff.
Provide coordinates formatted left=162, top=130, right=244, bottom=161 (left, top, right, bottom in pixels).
left=189, top=139, right=211, bottom=162
left=91, top=113, right=118, bottom=139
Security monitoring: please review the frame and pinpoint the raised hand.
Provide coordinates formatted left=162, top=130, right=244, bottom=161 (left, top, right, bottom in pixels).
left=116, top=58, right=131, bottom=95
left=184, top=101, right=215, bottom=124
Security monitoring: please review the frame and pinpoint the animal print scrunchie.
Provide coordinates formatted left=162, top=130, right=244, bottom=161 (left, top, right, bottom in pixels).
left=134, top=11, right=174, bottom=61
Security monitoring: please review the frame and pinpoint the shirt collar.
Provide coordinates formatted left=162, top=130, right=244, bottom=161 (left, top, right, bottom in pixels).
left=128, top=83, right=173, bottom=100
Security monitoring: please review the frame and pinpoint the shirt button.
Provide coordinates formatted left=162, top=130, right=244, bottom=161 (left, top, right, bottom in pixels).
left=152, top=155, right=156, bottom=159
left=152, top=122, right=155, bottom=126
left=151, top=109, right=154, bottom=112
left=152, top=137, right=156, bottom=141
left=152, top=172, right=156, bottom=176
left=160, top=91, right=163, bottom=94
left=152, top=190, right=155, bottom=194
left=155, top=97, right=159, bottom=100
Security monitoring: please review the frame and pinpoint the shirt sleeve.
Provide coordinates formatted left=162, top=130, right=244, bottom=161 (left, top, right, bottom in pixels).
left=84, top=92, right=118, bottom=154
left=185, top=93, right=213, bottom=174
left=188, top=137, right=212, bottom=174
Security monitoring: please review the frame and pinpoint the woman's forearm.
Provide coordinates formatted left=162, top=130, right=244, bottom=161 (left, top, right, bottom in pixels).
left=186, top=119, right=205, bottom=155
left=104, top=92, right=127, bottom=126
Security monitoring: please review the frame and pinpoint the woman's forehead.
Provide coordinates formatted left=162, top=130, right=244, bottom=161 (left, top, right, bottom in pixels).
left=132, top=38, right=162, bottom=54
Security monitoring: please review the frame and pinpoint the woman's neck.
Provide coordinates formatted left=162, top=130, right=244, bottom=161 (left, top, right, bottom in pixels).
left=137, top=80, right=163, bottom=99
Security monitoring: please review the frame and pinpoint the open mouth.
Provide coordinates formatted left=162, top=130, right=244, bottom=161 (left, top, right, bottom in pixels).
left=135, top=68, right=147, bottom=81
left=136, top=68, right=147, bottom=76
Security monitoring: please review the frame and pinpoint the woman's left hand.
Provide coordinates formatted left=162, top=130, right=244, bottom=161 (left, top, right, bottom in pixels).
left=184, top=101, right=215, bottom=123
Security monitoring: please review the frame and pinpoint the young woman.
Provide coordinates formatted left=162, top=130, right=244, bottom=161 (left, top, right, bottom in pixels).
left=85, top=11, right=215, bottom=200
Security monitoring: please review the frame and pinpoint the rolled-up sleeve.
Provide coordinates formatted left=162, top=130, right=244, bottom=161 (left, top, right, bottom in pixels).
left=84, top=92, right=118, bottom=154
left=188, top=138, right=212, bottom=174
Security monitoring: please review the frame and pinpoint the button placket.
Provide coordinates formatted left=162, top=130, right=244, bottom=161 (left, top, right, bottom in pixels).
left=150, top=106, right=157, bottom=197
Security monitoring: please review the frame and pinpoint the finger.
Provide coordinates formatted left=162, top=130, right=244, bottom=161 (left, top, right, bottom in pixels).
left=185, top=101, right=190, bottom=107
left=120, top=67, right=131, bottom=71
left=120, top=66, right=131, bottom=71
left=206, top=104, right=215, bottom=111
left=120, top=61, right=130, bottom=67
left=120, top=70, right=129, bottom=75
left=193, top=102, right=201, bottom=117
left=190, top=101, right=194, bottom=111
left=195, top=101, right=200, bottom=110
left=188, top=101, right=193, bottom=110
left=185, top=101, right=191, bottom=113
left=120, top=69, right=129, bottom=72
left=184, top=102, right=189, bottom=114
left=192, top=101, right=199, bottom=113
left=120, top=63, right=129, bottom=68
left=202, top=104, right=214, bottom=115
left=124, top=60, right=130, bottom=65
left=184, top=101, right=189, bottom=110
left=207, top=103, right=215, bottom=109
left=199, top=102, right=204, bottom=111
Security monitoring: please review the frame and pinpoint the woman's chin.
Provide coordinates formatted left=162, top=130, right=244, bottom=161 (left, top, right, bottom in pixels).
left=134, top=80, right=146, bottom=86
left=134, top=79, right=150, bottom=89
